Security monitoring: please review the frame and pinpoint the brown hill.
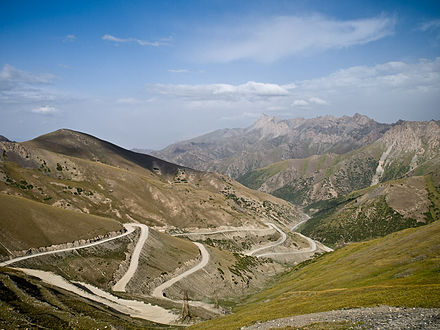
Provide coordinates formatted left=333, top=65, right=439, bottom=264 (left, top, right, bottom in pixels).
left=1, top=129, right=302, bottom=230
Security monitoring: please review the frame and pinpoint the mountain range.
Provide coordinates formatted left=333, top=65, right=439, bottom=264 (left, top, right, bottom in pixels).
left=151, top=115, right=440, bottom=246
left=152, top=113, right=391, bottom=179
left=1, top=114, right=439, bottom=328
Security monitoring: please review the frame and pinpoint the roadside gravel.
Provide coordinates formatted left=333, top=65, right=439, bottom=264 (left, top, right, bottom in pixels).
left=243, top=306, right=440, bottom=329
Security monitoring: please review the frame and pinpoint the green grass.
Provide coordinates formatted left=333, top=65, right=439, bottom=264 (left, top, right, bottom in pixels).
left=425, top=173, right=440, bottom=222
left=301, top=174, right=439, bottom=246
left=237, top=160, right=290, bottom=189
left=302, top=195, right=420, bottom=246
left=191, top=220, right=440, bottom=329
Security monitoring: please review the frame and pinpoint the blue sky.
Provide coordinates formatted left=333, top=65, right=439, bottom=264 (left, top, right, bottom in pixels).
left=1, top=0, right=439, bottom=149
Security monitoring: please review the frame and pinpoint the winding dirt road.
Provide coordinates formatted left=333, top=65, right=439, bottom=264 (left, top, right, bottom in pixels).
left=245, top=223, right=287, bottom=256
left=113, top=223, right=149, bottom=292
left=152, top=242, right=209, bottom=299
left=151, top=242, right=221, bottom=314
left=2, top=217, right=330, bottom=323
left=173, top=226, right=271, bottom=236
left=18, top=267, right=177, bottom=324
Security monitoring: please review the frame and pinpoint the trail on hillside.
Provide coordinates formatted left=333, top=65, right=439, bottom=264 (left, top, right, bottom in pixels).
left=113, top=223, right=149, bottom=292
left=175, top=218, right=332, bottom=259
left=0, top=223, right=136, bottom=267
left=151, top=242, right=221, bottom=314
left=245, top=223, right=287, bottom=256
left=2, top=223, right=181, bottom=324
left=173, top=226, right=271, bottom=236
left=254, top=216, right=333, bottom=257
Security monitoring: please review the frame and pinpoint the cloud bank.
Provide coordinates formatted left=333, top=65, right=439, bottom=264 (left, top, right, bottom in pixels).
left=149, top=81, right=296, bottom=100
left=199, top=14, right=396, bottom=62
left=145, top=57, right=439, bottom=122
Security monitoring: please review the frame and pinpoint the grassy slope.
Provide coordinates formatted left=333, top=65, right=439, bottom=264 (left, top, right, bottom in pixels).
left=192, top=220, right=440, bottom=329
left=301, top=173, right=440, bottom=247
left=238, top=150, right=379, bottom=207
left=238, top=160, right=291, bottom=190
left=0, top=193, right=122, bottom=254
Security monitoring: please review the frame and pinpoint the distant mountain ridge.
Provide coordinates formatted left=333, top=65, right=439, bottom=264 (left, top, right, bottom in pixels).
left=152, top=113, right=391, bottom=178
left=238, top=120, right=440, bottom=209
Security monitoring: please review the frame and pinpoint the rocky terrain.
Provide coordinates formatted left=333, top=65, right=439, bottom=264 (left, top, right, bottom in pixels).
left=239, top=120, right=440, bottom=208
left=152, top=113, right=390, bottom=179
left=244, top=306, right=440, bottom=329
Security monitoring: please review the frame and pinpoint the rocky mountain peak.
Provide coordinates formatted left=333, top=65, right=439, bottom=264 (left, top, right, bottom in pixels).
left=248, top=114, right=290, bottom=138
left=0, top=135, right=10, bottom=142
left=352, top=112, right=372, bottom=124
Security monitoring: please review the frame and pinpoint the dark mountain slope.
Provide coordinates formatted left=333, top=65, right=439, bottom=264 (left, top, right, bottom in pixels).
left=27, top=129, right=184, bottom=177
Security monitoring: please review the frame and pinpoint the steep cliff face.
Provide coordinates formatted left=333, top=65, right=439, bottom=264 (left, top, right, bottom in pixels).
left=152, top=114, right=391, bottom=178
left=370, top=120, right=440, bottom=184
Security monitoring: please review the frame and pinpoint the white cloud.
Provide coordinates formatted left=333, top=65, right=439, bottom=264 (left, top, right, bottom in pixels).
left=298, top=58, right=440, bottom=92
left=0, top=64, right=58, bottom=104
left=199, top=14, right=396, bottom=62
left=145, top=57, right=440, bottom=123
left=417, top=19, right=440, bottom=32
left=168, top=69, right=190, bottom=73
left=149, top=81, right=295, bottom=100
left=32, top=105, right=57, bottom=114
left=309, top=97, right=328, bottom=105
left=102, top=34, right=161, bottom=47
left=63, top=34, right=77, bottom=42
left=117, top=98, right=143, bottom=104
left=292, top=99, right=309, bottom=106
left=0, top=64, right=55, bottom=85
